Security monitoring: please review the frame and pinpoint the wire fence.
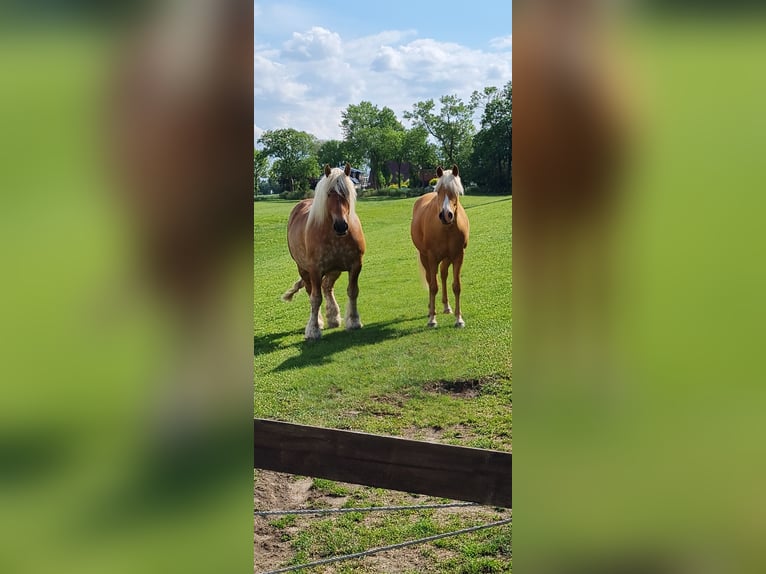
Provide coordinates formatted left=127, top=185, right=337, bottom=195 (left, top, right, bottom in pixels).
left=258, top=516, right=512, bottom=574
left=255, top=501, right=479, bottom=517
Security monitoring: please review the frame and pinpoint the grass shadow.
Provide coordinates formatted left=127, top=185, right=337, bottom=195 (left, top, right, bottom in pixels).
left=358, top=195, right=411, bottom=202
left=271, top=317, right=422, bottom=372
left=463, top=196, right=512, bottom=210
left=253, top=329, right=298, bottom=356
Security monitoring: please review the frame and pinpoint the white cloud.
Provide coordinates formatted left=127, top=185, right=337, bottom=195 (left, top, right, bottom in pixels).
left=489, top=35, right=513, bottom=51
left=254, top=27, right=512, bottom=141
left=371, top=46, right=404, bottom=72
left=346, top=29, right=418, bottom=53
left=283, top=26, right=342, bottom=61
left=254, top=52, right=309, bottom=100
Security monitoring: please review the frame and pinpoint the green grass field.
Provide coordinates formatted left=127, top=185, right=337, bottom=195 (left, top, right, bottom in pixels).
left=254, top=193, right=512, bottom=573
left=254, top=194, right=512, bottom=447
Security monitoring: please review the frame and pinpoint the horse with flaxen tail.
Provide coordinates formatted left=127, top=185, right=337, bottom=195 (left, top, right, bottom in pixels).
left=282, top=163, right=366, bottom=340
left=411, top=165, right=470, bottom=328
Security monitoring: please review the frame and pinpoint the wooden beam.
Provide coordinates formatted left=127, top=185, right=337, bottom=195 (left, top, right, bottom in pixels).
left=254, top=419, right=512, bottom=508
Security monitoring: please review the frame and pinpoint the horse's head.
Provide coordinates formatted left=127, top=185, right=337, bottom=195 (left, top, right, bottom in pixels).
left=310, top=162, right=357, bottom=236
left=435, top=165, right=464, bottom=225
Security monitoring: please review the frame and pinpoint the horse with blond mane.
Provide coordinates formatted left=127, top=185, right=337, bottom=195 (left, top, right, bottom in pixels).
left=282, top=163, right=366, bottom=340
left=411, top=165, right=470, bottom=328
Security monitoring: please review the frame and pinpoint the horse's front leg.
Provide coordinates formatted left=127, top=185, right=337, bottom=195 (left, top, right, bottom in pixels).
left=322, top=271, right=342, bottom=328
left=345, top=263, right=363, bottom=330
left=440, top=259, right=452, bottom=314
left=305, top=270, right=323, bottom=340
left=452, top=252, right=465, bottom=328
left=421, top=254, right=438, bottom=327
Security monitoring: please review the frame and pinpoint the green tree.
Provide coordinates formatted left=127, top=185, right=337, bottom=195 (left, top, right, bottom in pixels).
left=257, top=128, right=320, bottom=194
left=317, top=139, right=363, bottom=170
left=403, top=126, right=438, bottom=188
left=253, top=149, right=269, bottom=197
left=470, top=82, right=512, bottom=194
left=404, top=94, right=476, bottom=168
left=341, top=101, right=403, bottom=189
left=385, top=126, right=437, bottom=188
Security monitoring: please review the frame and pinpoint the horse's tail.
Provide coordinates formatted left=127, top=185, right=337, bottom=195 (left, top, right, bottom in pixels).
left=281, top=278, right=304, bottom=302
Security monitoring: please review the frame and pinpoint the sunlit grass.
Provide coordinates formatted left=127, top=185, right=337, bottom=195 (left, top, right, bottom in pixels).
left=254, top=194, right=512, bottom=447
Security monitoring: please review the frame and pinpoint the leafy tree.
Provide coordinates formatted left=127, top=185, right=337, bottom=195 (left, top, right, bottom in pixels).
left=383, top=129, right=405, bottom=188
left=404, top=94, right=476, bottom=168
left=470, top=82, right=512, bottom=194
left=258, top=178, right=278, bottom=196
left=341, top=101, right=403, bottom=189
left=257, top=129, right=320, bottom=194
left=403, top=126, right=438, bottom=188
left=385, top=126, right=437, bottom=188
left=253, top=149, right=269, bottom=196
left=317, top=139, right=363, bottom=171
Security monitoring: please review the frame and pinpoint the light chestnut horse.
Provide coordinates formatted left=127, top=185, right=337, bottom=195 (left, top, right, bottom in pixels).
left=282, top=163, right=366, bottom=340
left=411, top=165, right=470, bottom=328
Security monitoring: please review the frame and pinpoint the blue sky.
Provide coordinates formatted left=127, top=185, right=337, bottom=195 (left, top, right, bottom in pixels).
left=254, top=0, right=512, bottom=142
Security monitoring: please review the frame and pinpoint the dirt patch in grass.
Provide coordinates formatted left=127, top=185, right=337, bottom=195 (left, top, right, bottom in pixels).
left=254, top=471, right=313, bottom=510
left=254, top=472, right=312, bottom=572
left=358, top=394, right=406, bottom=417
left=399, top=423, right=480, bottom=444
left=364, top=545, right=455, bottom=574
left=424, top=375, right=506, bottom=398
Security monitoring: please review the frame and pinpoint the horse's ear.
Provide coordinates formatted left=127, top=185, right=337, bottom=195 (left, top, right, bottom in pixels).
left=324, top=164, right=331, bottom=177
left=436, top=166, right=444, bottom=177
left=344, top=162, right=351, bottom=176
left=451, top=164, right=459, bottom=177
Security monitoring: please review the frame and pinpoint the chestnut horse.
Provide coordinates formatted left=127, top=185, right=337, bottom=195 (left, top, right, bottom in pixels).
left=282, top=163, right=366, bottom=340
left=411, top=165, right=470, bottom=328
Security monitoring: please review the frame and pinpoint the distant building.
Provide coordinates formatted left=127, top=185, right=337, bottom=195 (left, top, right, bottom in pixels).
left=384, top=160, right=435, bottom=188
left=343, top=165, right=369, bottom=189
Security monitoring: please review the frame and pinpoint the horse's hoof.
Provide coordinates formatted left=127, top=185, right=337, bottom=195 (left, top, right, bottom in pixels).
left=327, top=318, right=341, bottom=329
left=427, top=320, right=438, bottom=328
left=304, top=326, right=322, bottom=340
left=455, top=319, right=465, bottom=328
left=345, top=319, right=363, bottom=330
left=443, top=306, right=453, bottom=314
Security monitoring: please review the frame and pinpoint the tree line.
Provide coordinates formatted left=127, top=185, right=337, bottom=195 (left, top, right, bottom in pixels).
left=255, top=81, right=511, bottom=198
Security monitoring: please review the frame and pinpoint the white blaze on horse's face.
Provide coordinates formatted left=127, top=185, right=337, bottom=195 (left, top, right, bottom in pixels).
left=329, top=182, right=350, bottom=236
left=441, top=192, right=453, bottom=224
left=438, top=186, right=458, bottom=225
left=436, top=166, right=462, bottom=225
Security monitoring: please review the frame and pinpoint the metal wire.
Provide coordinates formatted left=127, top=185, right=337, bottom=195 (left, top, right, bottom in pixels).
left=257, top=516, right=512, bottom=574
left=255, top=501, right=479, bottom=517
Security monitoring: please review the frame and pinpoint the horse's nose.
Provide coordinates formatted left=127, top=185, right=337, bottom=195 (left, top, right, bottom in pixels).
left=441, top=210, right=454, bottom=224
left=333, top=220, right=349, bottom=235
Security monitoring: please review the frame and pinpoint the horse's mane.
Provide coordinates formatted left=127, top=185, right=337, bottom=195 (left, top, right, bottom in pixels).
left=307, top=167, right=358, bottom=227
left=436, top=170, right=464, bottom=197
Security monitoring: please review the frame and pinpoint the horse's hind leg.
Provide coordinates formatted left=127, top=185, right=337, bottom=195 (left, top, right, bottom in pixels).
left=305, top=269, right=323, bottom=340
left=345, top=263, right=363, bottom=330
left=440, top=260, right=453, bottom=314
left=452, top=252, right=465, bottom=328
left=322, top=271, right=342, bottom=328
left=298, top=269, right=323, bottom=330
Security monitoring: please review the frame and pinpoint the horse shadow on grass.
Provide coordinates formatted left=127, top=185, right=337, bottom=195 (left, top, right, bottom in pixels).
left=253, top=329, right=298, bottom=356
left=269, top=317, right=421, bottom=372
